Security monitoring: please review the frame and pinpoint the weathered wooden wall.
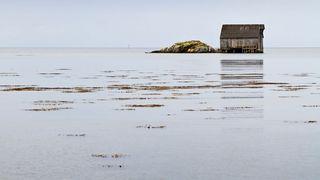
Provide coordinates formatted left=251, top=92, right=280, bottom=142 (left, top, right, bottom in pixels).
left=220, top=38, right=263, bottom=53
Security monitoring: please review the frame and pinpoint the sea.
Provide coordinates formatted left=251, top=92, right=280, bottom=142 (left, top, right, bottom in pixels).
left=0, top=48, right=319, bottom=180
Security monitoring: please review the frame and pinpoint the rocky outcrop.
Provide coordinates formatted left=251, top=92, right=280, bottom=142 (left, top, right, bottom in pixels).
left=150, top=40, right=216, bottom=53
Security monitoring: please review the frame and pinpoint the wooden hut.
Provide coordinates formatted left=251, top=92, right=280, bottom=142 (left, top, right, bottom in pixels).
left=220, top=24, right=265, bottom=53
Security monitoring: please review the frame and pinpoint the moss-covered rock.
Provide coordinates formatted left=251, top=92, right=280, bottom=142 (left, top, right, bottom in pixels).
left=150, top=40, right=216, bottom=53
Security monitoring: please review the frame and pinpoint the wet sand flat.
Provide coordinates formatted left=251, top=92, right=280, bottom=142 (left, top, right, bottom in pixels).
left=0, top=48, right=320, bottom=180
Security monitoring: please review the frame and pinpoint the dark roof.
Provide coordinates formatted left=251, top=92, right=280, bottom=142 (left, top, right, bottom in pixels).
left=220, top=24, right=265, bottom=39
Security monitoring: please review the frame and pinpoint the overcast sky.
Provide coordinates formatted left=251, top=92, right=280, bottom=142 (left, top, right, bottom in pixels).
left=0, top=0, right=319, bottom=47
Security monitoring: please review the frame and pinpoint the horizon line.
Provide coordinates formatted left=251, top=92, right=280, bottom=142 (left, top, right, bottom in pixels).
left=0, top=46, right=320, bottom=49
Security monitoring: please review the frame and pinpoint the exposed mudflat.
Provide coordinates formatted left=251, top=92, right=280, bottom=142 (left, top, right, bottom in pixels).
left=0, top=48, right=320, bottom=180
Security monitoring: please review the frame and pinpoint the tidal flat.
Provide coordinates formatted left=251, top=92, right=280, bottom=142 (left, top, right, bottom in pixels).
left=0, top=48, right=320, bottom=180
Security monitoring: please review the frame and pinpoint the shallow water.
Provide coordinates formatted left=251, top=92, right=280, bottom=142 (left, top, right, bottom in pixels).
left=0, top=48, right=319, bottom=180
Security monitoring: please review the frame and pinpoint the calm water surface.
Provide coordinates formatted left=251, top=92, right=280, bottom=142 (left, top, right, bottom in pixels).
left=0, top=48, right=319, bottom=180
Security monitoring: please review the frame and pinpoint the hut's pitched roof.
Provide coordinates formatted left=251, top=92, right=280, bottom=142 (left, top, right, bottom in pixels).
left=220, top=24, right=265, bottom=39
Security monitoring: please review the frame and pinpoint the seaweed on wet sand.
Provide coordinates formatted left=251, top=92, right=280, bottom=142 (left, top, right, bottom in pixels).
left=136, top=125, right=166, bottom=129
left=283, top=120, right=317, bottom=124
left=199, top=102, right=208, bottom=104
left=58, top=133, right=86, bottom=137
left=139, top=75, right=159, bottom=79
left=107, top=84, right=220, bottom=91
left=224, top=106, right=254, bottom=110
left=2, top=86, right=103, bottom=93
left=183, top=107, right=218, bottom=112
left=81, top=99, right=95, bottom=104
left=141, top=93, right=162, bottom=96
left=114, top=108, right=136, bottom=111
left=304, top=121, right=317, bottom=124
left=25, top=107, right=73, bottom=112
left=162, top=97, right=178, bottom=100
left=0, top=72, right=20, bottom=77
left=92, top=154, right=108, bottom=158
left=0, top=84, right=37, bottom=88
left=172, top=92, right=200, bottom=96
left=200, top=108, right=219, bottom=111
left=184, top=107, right=253, bottom=112
left=102, top=164, right=124, bottom=168
left=112, top=97, right=177, bottom=101
left=105, top=75, right=129, bottom=78
left=205, top=80, right=218, bottom=83
left=62, top=87, right=103, bottom=93
left=111, top=154, right=126, bottom=158
left=108, top=84, right=133, bottom=90
left=278, top=96, right=300, bottom=98
left=39, top=72, right=63, bottom=75
left=276, top=85, right=310, bottom=91
left=112, top=97, right=150, bottom=101
left=117, top=69, right=136, bottom=72
left=25, top=100, right=74, bottom=112
left=101, top=70, right=114, bottom=73
left=96, top=98, right=108, bottom=101
left=290, top=73, right=313, bottom=77
left=302, top=105, right=320, bottom=108
left=80, top=76, right=99, bottom=80
left=177, top=80, right=195, bottom=83
left=183, top=109, right=196, bottom=112
left=222, top=95, right=264, bottom=99
left=125, top=104, right=164, bottom=108
left=2, top=86, right=44, bottom=91
left=56, top=68, right=72, bottom=71
left=205, top=117, right=226, bottom=120
left=33, top=100, right=74, bottom=106
left=283, top=120, right=300, bottom=124
left=91, top=153, right=127, bottom=158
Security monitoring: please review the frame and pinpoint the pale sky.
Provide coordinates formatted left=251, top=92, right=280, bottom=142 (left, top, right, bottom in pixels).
left=0, top=0, right=320, bottom=47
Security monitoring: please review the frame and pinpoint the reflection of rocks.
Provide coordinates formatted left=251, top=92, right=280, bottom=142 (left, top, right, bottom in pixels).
left=150, top=40, right=216, bottom=53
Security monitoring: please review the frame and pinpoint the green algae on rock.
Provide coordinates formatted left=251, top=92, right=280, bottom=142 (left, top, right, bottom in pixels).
left=150, top=40, right=216, bottom=53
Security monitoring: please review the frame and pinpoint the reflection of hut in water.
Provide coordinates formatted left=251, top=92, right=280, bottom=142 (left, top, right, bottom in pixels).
left=220, top=24, right=265, bottom=53
left=221, top=59, right=263, bottom=88
left=220, top=59, right=264, bottom=119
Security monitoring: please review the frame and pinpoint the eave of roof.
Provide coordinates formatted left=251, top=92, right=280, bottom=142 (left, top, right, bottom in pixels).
left=220, top=24, right=265, bottom=39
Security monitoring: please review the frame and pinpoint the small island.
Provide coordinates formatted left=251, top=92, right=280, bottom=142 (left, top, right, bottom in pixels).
left=150, top=40, right=216, bottom=53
